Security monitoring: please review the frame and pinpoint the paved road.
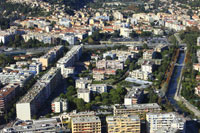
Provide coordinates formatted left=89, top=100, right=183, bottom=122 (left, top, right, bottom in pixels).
left=1, top=47, right=52, bottom=55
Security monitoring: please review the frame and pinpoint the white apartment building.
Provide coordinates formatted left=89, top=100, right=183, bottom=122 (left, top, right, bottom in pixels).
left=96, top=60, right=124, bottom=70
left=0, top=72, right=33, bottom=87
left=77, top=89, right=90, bottom=103
left=16, top=68, right=62, bottom=120
left=51, top=97, right=68, bottom=113
left=75, top=78, right=92, bottom=89
left=141, top=61, right=154, bottom=73
left=87, top=84, right=107, bottom=94
left=146, top=112, right=186, bottom=133
left=129, top=69, right=152, bottom=80
left=29, top=62, right=42, bottom=75
left=113, top=11, right=123, bottom=20
left=120, top=27, right=132, bottom=38
left=57, top=45, right=82, bottom=78
left=62, top=33, right=77, bottom=45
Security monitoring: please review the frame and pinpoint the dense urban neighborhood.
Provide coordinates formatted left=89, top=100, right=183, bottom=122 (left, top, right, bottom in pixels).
left=0, top=0, right=200, bottom=132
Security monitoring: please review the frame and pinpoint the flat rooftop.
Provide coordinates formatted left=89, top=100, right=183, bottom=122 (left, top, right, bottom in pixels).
left=72, top=116, right=100, bottom=124
left=18, top=67, right=60, bottom=103
left=114, top=103, right=161, bottom=110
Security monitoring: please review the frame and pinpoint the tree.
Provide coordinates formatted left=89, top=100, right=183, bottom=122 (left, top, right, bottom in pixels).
left=88, top=37, right=94, bottom=44
left=95, top=96, right=101, bottom=102
left=4, top=114, right=8, bottom=122
left=125, top=58, right=131, bottom=66
left=142, top=43, right=149, bottom=49
left=129, top=31, right=138, bottom=38
left=106, top=56, right=112, bottom=60
left=102, top=98, right=109, bottom=105
left=74, top=98, right=86, bottom=111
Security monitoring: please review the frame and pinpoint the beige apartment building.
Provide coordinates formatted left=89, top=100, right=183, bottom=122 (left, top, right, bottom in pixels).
left=106, top=115, right=140, bottom=133
left=72, top=116, right=101, bottom=133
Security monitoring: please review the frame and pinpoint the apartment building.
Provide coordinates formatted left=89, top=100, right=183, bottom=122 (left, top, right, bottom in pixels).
left=113, top=11, right=123, bottom=20
left=93, top=73, right=105, bottom=81
left=120, top=27, right=132, bottom=38
left=0, top=71, right=33, bottom=87
left=16, top=67, right=61, bottom=120
left=76, top=78, right=107, bottom=93
left=57, top=45, right=82, bottom=78
left=87, top=84, right=107, bottom=94
left=113, top=103, right=161, bottom=116
left=129, top=69, right=152, bottom=80
left=39, top=45, right=64, bottom=69
left=106, top=115, right=141, bottom=133
left=75, top=78, right=92, bottom=89
left=96, top=60, right=124, bottom=70
left=72, top=116, right=101, bottom=133
left=146, top=112, right=186, bottom=133
left=0, top=84, right=20, bottom=115
left=143, top=50, right=156, bottom=60
left=77, top=88, right=90, bottom=103
left=141, top=61, right=155, bottom=73
left=0, top=30, right=16, bottom=44
left=93, top=68, right=116, bottom=75
left=51, top=97, right=68, bottom=113
left=29, top=62, right=42, bottom=75
left=124, top=88, right=144, bottom=105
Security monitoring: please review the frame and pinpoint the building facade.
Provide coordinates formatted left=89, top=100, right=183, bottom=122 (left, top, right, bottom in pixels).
left=72, top=116, right=101, bottom=133
left=106, top=115, right=140, bottom=133
left=16, top=68, right=62, bottom=120
left=146, top=112, right=186, bottom=133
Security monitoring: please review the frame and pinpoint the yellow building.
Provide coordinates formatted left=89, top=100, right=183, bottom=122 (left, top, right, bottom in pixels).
left=72, top=116, right=101, bottom=133
left=39, top=57, right=49, bottom=69
left=106, top=115, right=140, bottom=133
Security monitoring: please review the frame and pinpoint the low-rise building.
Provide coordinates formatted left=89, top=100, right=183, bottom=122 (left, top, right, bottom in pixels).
left=113, top=103, right=161, bottom=116
left=77, top=88, right=90, bottom=103
left=106, top=115, right=140, bottom=133
left=72, top=116, right=101, bottom=133
left=124, top=88, right=144, bottom=105
left=146, top=112, right=186, bottom=133
left=51, top=97, right=68, bottom=113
